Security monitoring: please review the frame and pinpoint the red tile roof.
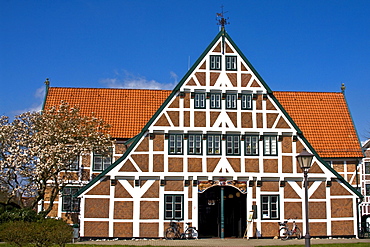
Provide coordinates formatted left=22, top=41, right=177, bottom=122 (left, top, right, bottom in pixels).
left=274, top=91, right=363, bottom=158
left=44, top=87, right=363, bottom=158
left=44, top=87, right=171, bottom=139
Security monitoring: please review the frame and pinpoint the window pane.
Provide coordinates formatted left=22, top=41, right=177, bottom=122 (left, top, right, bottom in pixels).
left=271, top=136, right=277, bottom=155
left=165, top=195, right=183, bottom=220
left=366, top=184, right=370, bottom=196
left=365, top=162, right=370, bottom=174
left=264, top=137, right=270, bottom=155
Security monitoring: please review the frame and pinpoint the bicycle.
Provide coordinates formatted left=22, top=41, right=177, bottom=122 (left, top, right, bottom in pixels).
left=278, top=219, right=302, bottom=240
left=164, top=221, right=198, bottom=240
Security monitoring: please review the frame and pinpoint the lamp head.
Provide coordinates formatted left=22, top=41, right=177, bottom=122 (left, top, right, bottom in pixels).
left=297, top=148, right=314, bottom=171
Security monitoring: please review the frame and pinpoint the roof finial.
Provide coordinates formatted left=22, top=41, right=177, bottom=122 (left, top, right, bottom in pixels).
left=341, top=83, right=346, bottom=93
left=44, top=78, right=50, bottom=86
left=216, top=5, right=229, bottom=30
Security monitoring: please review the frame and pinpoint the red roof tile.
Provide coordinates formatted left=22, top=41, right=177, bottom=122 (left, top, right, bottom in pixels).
left=44, top=87, right=171, bottom=139
left=44, top=87, right=363, bottom=158
left=274, top=91, right=363, bottom=158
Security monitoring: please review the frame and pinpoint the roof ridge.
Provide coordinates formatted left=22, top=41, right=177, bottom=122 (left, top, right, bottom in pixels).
left=49, top=87, right=172, bottom=92
left=274, top=90, right=342, bottom=94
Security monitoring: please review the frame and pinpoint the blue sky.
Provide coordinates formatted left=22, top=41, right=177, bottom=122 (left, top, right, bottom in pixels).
left=1, top=1, right=369, bottom=142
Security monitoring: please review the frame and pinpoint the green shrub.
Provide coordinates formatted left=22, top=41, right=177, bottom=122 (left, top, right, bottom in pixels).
left=0, top=208, right=42, bottom=224
left=0, top=218, right=73, bottom=247
left=0, top=221, right=33, bottom=247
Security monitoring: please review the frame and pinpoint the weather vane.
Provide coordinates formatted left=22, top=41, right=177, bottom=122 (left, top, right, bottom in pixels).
left=216, top=5, right=230, bottom=29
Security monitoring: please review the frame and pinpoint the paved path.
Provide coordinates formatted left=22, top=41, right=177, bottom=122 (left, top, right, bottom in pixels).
left=75, top=238, right=370, bottom=246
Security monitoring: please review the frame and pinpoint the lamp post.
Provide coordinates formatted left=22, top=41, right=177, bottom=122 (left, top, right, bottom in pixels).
left=297, top=148, right=314, bottom=247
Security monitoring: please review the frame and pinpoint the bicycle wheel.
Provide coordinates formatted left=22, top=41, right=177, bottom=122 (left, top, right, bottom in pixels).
left=295, top=227, right=302, bottom=239
left=165, top=227, right=176, bottom=240
left=279, top=227, right=289, bottom=240
left=184, top=228, right=198, bottom=239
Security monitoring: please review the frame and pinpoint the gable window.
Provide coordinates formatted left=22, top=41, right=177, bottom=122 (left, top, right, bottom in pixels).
left=169, top=134, right=183, bottom=155
left=164, top=194, right=184, bottom=220
left=365, top=162, right=370, bottom=174
left=210, top=93, right=221, bottom=109
left=194, top=93, right=206, bottom=109
left=210, top=55, right=221, bottom=70
left=263, top=136, right=277, bottom=156
left=68, top=157, right=79, bottom=171
left=226, top=135, right=240, bottom=156
left=245, top=135, right=259, bottom=155
left=93, top=149, right=112, bottom=171
left=62, top=187, right=80, bottom=212
left=207, top=134, right=221, bottom=155
left=241, top=94, right=252, bottom=110
left=226, top=56, right=237, bottom=70
left=188, top=134, right=202, bottom=155
left=261, top=195, right=279, bottom=220
left=366, top=184, right=370, bottom=196
left=226, top=93, right=237, bottom=109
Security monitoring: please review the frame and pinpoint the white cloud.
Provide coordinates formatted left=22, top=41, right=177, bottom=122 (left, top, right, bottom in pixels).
left=13, top=86, right=45, bottom=116
left=100, top=70, right=176, bottom=90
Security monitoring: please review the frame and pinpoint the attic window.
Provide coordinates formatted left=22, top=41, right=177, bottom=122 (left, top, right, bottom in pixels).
left=226, top=56, right=237, bottom=70
left=210, top=55, right=221, bottom=70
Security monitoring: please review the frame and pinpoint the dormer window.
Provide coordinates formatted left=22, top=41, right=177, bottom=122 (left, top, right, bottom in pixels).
left=226, top=56, right=237, bottom=70
left=210, top=55, right=221, bottom=70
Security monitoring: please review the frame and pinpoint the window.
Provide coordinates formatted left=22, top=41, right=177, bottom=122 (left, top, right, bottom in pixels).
left=194, top=93, right=206, bottom=109
left=365, top=162, right=370, bottom=174
left=210, top=55, right=221, bottom=70
left=164, top=194, right=184, bottom=220
left=245, top=135, right=259, bottom=155
left=93, top=149, right=112, bottom=171
left=68, top=157, right=79, bottom=171
left=366, top=184, right=370, bottom=196
left=261, top=195, right=279, bottom=219
left=210, top=93, right=221, bottom=109
left=188, top=134, right=202, bottom=155
left=241, top=94, right=252, bottom=110
left=62, top=187, right=80, bottom=212
left=226, top=94, right=237, bottom=109
left=226, top=135, right=240, bottom=155
left=226, top=56, right=237, bottom=70
left=263, top=136, right=277, bottom=156
left=207, top=134, right=221, bottom=155
left=169, top=134, right=183, bottom=155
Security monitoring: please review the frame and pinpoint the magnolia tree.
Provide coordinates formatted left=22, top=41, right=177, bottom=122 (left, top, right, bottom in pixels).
left=0, top=101, right=111, bottom=215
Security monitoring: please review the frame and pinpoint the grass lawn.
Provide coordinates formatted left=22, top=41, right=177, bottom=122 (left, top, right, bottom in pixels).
left=1, top=243, right=369, bottom=247
left=260, top=244, right=369, bottom=247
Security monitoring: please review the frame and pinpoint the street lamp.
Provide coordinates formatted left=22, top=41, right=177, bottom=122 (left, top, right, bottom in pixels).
left=297, top=148, right=314, bottom=247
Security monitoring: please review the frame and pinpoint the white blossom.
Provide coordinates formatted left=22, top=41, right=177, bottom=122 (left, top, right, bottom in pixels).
left=0, top=101, right=111, bottom=213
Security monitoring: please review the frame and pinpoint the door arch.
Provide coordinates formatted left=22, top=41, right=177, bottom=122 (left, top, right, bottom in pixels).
left=198, top=185, right=247, bottom=238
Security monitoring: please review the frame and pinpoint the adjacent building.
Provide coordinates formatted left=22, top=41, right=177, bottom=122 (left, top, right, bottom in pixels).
left=42, top=29, right=364, bottom=239
left=360, top=139, right=370, bottom=235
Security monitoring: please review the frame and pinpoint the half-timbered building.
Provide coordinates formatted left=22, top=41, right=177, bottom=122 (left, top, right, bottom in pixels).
left=42, top=29, right=363, bottom=239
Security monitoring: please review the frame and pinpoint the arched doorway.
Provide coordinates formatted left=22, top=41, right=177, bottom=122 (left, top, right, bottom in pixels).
left=198, top=185, right=247, bottom=238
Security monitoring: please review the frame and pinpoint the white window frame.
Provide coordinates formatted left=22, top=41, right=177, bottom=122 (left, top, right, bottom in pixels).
left=188, top=134, right=202, bottom=155
left=226, top=94, right=237, bottom=109
left=241, top=94, right=252, bottom=110
left=261, top=195, right=279, bottom=220
left=226, top=56, right=237, bottom=70
left=263, top=136, right=278, bottom=156
left=169, top=134, right=183, bottom=155
left=210, top=55, right=221, bottom=70
left=207, top=134, right=221, bottom=155
left=245, top=135, right=259, bottom=155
